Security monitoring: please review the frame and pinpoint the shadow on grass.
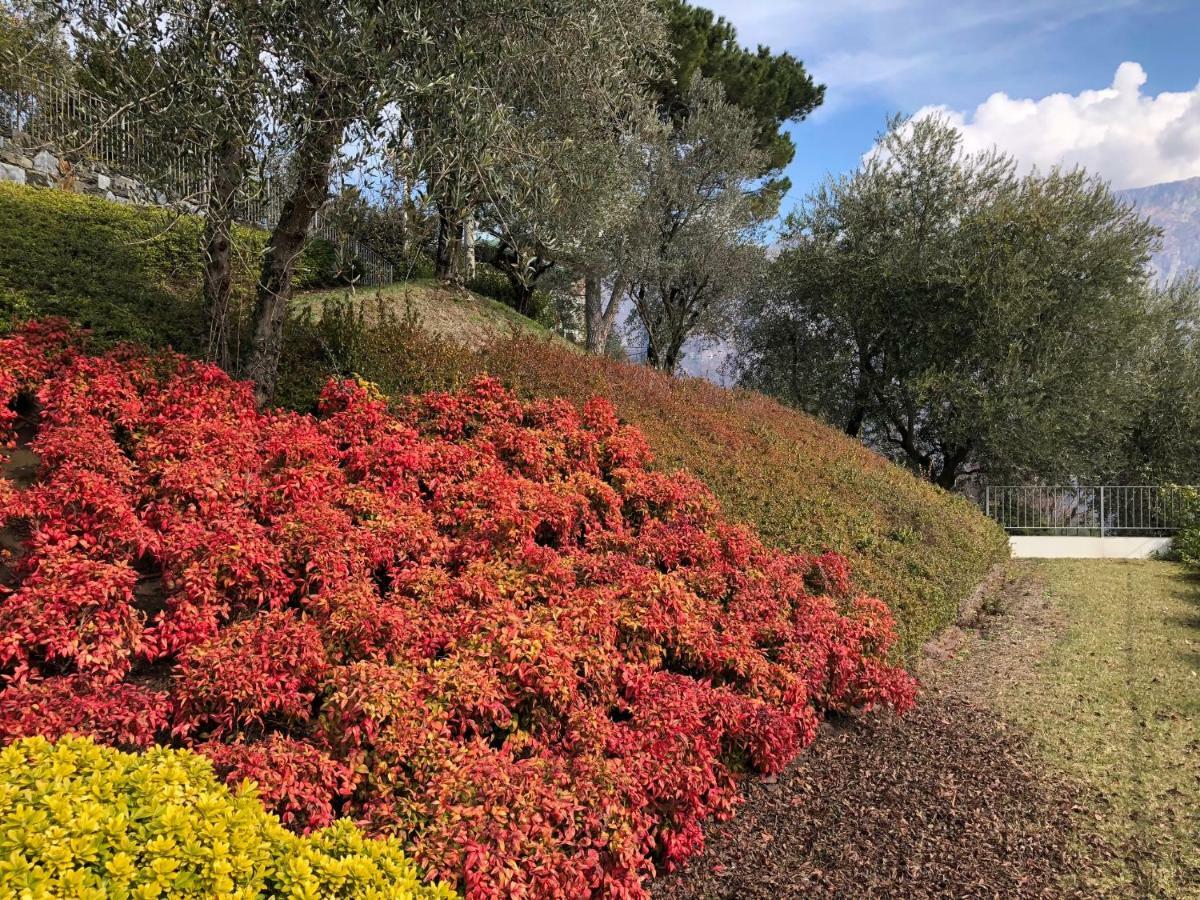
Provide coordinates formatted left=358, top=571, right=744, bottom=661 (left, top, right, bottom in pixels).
left=1166, top=569, right=1200, bottom=669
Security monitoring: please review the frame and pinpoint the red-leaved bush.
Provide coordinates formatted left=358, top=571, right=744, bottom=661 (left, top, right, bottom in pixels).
left=0, top=319, right=916, bottom=898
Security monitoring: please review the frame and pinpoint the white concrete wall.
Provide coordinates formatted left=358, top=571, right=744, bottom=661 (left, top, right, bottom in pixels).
left=1009, top=536, right=1172, bottom=559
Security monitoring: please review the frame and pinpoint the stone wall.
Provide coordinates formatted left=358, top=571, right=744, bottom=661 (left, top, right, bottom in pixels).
left=0, top=131, right=170, bottom=207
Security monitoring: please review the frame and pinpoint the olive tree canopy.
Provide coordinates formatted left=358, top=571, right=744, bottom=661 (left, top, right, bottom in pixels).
left=737, top=115, right=1162, bottom=489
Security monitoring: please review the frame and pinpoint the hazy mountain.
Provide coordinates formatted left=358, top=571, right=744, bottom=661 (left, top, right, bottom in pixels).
left=1118, top=176, right=1200, bottom=285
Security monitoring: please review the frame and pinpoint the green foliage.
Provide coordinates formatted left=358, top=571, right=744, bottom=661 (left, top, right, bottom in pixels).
left=739, top=115, right=1162, bottom=489
left=0, top=182, right=345, bottom=350
left=0, top=734, right=457, bottom=898
left=1120, top=275, right=1200, bottom=482
left=324, top=188, right=437, bottom=279
left=466, top=266, right=555, bottom=328
left=1166, top=484, right=1200, bottom=567
left=275, top=297, right=478, bottom=411
left=626, top=78, right=767, bottom=372
left=0, top=1, right=71, bottom=78
left=657, top=0, right=824, bottom=201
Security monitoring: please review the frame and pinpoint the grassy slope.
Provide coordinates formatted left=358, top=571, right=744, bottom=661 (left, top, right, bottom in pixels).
left=469, top=341, right=1009, bottom=659
left=0, top=182, right=1009, bottom=660
left=996, top=560, right=1200, bottom=896
left=298, top=281, right=572, bottom=350
left=309, top=281, right=1009, bottom=658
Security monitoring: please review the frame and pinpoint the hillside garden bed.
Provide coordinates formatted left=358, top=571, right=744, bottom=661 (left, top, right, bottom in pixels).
left=0, top=320, right=917, bottom=897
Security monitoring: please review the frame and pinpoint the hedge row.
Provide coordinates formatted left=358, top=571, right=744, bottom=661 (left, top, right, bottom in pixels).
left=0, top=735, right=457, bottom=898
left=0, top=320, right=914, bottom=897
left=0, top=182, right=344, bottom=349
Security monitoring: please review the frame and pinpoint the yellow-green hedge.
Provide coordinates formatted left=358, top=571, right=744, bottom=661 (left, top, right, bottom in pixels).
left=0, top=736, right=458, bottom=900
left=0, top=182, right=342, bottom=350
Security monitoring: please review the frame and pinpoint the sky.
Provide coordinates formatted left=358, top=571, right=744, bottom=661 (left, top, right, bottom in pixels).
left=699, top=0, right=1200, bottom=214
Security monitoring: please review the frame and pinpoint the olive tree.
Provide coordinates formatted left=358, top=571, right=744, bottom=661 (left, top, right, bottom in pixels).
left=245, top=0, right=667, bottom=401
left=52, top=0, right=281, bottom=369
left=1119, top=274, right=1200, bottom=482
left=737, top=115, right=1161, bottom=489
left=625, top=78, right=767, bottom=373
left=402, top=0, right=666, bottom=290
left=475, top=100, right=662, bottom=322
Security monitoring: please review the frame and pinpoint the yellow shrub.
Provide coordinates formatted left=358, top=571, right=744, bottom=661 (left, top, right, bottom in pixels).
left=0, top=736, right=458, bottom=899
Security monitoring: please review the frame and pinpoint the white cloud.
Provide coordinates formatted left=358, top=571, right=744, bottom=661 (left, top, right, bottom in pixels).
left=915, top=63, right=1200, bottom=189
left=699, top=0, right=1150, bottom=113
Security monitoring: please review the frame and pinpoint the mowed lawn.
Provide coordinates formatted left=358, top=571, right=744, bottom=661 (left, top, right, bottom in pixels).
left=997, top=560, right=1200, bottom=897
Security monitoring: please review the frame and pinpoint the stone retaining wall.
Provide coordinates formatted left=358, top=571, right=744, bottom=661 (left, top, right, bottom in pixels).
left=0, top=132, right=172, bottom=207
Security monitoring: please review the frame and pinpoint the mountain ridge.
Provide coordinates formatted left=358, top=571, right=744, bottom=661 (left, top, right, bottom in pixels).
left=1118, top=175, right=1200, bottom=284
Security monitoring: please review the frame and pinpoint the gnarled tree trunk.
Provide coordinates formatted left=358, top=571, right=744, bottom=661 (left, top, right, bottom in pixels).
left=460, top=211, right=476, bottom=282
left=202, top=136, right=245, bottom=372
left=434, top=202, right=464, bottom=283
left=243, top=114, right=344, bottom=406
left=584, top=274, right=625, bottom=355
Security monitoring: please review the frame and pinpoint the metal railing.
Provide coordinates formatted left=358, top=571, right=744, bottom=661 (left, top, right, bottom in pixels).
left=1, top=62, right=394, bottom=285
left=984, top=485, right=1194, bottom=536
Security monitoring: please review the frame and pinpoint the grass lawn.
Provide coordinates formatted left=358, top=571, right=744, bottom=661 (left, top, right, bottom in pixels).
left=996, top=560, right=1200, bottom=897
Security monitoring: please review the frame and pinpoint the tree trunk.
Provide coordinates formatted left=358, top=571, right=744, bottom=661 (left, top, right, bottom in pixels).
left=642, top=290, right=689, bottom=373
left=934, top=444, right=971, bottom=492
left=584, top=274, right=625, bottom=355
left=934, top=463, right=959, bottom=491
left=460, top=211, right=476, bottom=282
left=509, top=278, right=536, bottom=317
left=243, top=116, right=343, bottom=407
left=434, top=202, right=462, bottom=282
left=659, top=340, right=684, bottom=373
left=843, top=406, right=866, bottom=438
left=202, top=136, right=244, bottom=372
left=648, top=332, right=685, bottom=373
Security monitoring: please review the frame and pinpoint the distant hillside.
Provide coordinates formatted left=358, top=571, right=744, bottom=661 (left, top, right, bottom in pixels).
left=1118, top=176, right=1200, bottom=284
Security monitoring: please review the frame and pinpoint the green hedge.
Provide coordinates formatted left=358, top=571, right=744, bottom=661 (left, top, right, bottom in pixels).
left=0, top=182, right=342, bottom=350
left=465, top=266, right=556, bottom=329
left=0, top=735, right=457, bottom=898
left=1166, top=484, right=1200, bottom=567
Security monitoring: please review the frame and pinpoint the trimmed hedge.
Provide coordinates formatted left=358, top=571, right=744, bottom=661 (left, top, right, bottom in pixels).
left=0, top=735, right=457, bottom=899
left=0, top=182, right=342, bottom=349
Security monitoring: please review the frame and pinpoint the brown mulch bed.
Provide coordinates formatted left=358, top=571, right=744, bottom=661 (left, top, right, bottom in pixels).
left=655, top=568, right=1092, bottom=899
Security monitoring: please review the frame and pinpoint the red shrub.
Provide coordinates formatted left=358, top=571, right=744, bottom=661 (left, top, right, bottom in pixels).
left=0, top=676, right=168, bottom=748
left=200, top=734, right=355, bottom=833
left=0, top=321, right=916, bottom=898
left=0, top=549, right=141, bottom=679
left=173, top=609, right=330, bottom=737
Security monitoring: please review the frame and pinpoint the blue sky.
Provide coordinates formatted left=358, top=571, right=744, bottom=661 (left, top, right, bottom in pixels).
left=701, top=0, right=1200, bottom=214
